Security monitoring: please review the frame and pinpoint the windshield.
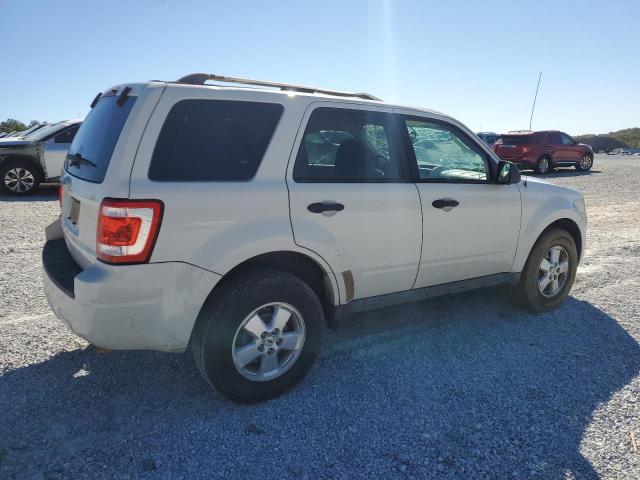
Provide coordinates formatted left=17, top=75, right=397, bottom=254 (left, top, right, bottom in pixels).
left=65, top=94, right=136, bottom=183
left=17, top=124, right=46, bottom=138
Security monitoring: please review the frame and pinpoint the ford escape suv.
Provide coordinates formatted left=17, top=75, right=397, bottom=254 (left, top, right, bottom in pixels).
left=43, top=74, right=587, bottom=403
left=493, top=130, right=594, bottom=174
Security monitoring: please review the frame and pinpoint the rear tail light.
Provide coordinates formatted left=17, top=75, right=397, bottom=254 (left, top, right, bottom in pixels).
left=522, top=145, right=532, bottom=155
left=58, top=185, right=62, bottom=207
left=96, top=199, right=163, bottom=264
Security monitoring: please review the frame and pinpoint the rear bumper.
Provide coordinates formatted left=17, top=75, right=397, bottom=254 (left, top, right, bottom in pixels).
left=42, top=221, right=221, bottom=352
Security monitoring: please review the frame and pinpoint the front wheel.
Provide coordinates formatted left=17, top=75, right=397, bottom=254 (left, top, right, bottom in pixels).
left=576, top=154, right=593, bottom=171
left=191, top=269, right=323, bottom=403
left=0, top=160, right=41, bottom=195
left=517, top=229, right=578, bottom=312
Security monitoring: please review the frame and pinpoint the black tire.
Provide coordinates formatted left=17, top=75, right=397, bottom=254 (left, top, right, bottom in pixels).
left=517, top=228, right=578, bottom=313
left=191, top=269, right=323, bottom=403
left=535, top=156, right=551, bottom=175
left=575, top=154, right=594, bottom=171
left=0, top=159, right=41, bottom=195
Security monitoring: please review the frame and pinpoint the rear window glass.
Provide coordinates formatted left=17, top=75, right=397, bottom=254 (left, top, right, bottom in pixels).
left=500, top=135, right=530, bottom=146
left=149, top=100, right=283, bottom=181
left=65, top=95, right=136, bottom=183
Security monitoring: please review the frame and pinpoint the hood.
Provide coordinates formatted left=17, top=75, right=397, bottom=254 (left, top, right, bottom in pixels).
left=0, top=139, right=31, bottom=148
left=520, top=175, right=582, bottom=197
left=578, top=143, right=593, bottom=151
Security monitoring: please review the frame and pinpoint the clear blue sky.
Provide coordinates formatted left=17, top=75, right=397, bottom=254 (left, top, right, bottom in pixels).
left=1, top=0, right=638, bottom=135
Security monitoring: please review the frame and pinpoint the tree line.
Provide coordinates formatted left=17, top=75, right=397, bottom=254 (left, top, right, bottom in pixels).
left=576, top=128, right=640, bottom=150
left=0, top=118, right=46, bottom=134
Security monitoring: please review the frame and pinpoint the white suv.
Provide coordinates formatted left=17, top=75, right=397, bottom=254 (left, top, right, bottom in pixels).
left=43, top=74, right=587, bottom=402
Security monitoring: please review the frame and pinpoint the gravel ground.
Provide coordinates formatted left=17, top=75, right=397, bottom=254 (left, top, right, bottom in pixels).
left=1, top=156, right=639, bottom=479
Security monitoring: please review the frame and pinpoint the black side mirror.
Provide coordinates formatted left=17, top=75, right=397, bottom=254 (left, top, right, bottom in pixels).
left=572, top=139, right=579, bottom=145
left=497, top=160, right=521, bottom=184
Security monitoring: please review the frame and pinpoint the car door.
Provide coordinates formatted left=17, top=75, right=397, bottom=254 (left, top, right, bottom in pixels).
left=42, top=125, right=80, bottom=179
left=395, top=110, right=521, bottom=287
left=287, top=103, right=422, bottom=302
left=557, top=132, right=581, bottom=163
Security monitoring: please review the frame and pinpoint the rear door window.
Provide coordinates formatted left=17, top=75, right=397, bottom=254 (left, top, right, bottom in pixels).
left=65, top=95, right=136, bottom=183
left=149, top=100, right=283, bottom=181
left=547, top=132, right=562, bottom=145
left=293, top=108, right=404, bottom=182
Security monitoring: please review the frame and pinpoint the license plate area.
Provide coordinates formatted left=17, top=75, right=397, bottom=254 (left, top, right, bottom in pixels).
left=67, top=197, right=81, bottom=226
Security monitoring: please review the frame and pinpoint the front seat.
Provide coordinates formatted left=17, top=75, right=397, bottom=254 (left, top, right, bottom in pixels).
left=334, top=139, right=371, bottom=179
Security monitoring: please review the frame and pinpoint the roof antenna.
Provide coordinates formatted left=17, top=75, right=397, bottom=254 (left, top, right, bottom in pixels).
left=529, top=72, right=542, bottom=131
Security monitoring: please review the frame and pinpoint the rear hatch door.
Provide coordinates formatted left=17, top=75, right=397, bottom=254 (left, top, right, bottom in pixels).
left=494, top=134, right=530, bottom=160
left=60, top=83, right=165, bottom=268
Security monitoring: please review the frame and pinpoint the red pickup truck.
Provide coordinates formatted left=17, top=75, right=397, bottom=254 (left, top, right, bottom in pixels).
left=493, top=130, right=594, bottom=174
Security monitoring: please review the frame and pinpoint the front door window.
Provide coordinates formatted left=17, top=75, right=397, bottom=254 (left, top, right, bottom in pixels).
left=403, top=119, right=489, bottom=182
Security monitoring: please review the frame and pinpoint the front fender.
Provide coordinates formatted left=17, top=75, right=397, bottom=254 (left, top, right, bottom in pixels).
left=512, top=191, right=586, bottom=271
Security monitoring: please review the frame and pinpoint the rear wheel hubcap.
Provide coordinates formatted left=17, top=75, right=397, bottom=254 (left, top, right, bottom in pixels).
left=4, top=168, right=35, bottom=193
left=232, top=302, right=306, bottom=382
left=539, top=159, right=549, bottom=174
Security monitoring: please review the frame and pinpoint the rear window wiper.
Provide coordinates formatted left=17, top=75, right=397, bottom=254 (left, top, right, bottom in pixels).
left=67, top=152, right=97, bottom=168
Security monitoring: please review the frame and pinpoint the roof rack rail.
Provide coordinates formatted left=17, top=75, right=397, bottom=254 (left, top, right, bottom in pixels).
left=176, top=73, right=381, bottom=101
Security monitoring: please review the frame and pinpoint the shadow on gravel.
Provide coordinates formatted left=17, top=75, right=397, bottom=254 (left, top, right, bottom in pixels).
left=1, top=291, right=638, bottom=479
left=0, top=184, right=57, bottom=202
left=533, top=169, right=602, bottom=179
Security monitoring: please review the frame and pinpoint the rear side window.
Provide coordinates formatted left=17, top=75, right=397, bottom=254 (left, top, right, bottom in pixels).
left=65, top=95, right=136, bottom=183
left=54, top=125, right=79, bottom=144
left=149, top=100, right=283, bottom=181
left=500, top=135, right=530, bottom=146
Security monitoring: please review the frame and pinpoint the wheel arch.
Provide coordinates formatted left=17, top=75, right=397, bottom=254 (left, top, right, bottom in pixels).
left=0, top=154, right=45, bottom=178
left=513, top=207, right=585, bottom=273
left=538, top=218, right=583, bottom=260
left=201, top=251, right=340, bottom=328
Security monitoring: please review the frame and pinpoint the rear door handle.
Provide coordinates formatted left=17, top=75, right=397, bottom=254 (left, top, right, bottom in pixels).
left=308, top=202, right=345, bottom=214
left=432, top=198, right=459, bottom=209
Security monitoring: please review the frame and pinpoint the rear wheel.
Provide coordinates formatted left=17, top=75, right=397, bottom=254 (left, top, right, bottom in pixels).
left=535, top=156, right=551, bottom=175
left=0, top=160, right=41, bottom=195
left=576, top=154, right=593, bottom=171
left=517, top=229, right=578, bottom=312
left=191, top=269, right=323, bottom=403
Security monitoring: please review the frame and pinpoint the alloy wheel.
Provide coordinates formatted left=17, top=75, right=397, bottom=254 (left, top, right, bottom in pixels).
left=232, top=302, right=306, bottom=381
left=4, top=168, right=36, bottom=193
left=538, top=158, right=549, bottom=175
left=579, top=155, right=593, bottom=170
left=538, top=245, right=570, bottom=298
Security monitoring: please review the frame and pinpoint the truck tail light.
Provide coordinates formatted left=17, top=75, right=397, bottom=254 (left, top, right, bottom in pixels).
left=522, top=145, right=531, bottom=155
left=96, top=199, right=163, bottom=264
left=58, top=185, right=62, bottom=207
